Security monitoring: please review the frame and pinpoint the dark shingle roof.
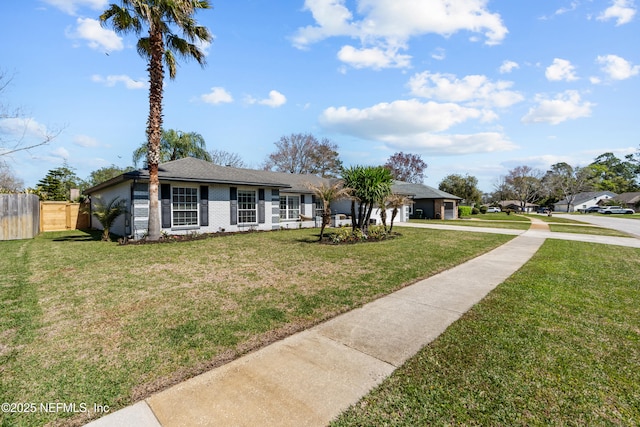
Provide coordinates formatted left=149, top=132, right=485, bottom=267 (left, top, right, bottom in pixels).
left=86, top=158, right=460, bottom=202
left=390, top=181, right=462, bottom=200
left=555, top=191, right=617, bottom=205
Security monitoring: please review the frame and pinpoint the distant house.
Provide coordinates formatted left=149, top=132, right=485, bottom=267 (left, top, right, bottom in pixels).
left=554, top=191, right=617, bottom=212
left=616, top=192, right=640, bottom=212
left=498, top=200, right=539, bottom=213
left=85, top=158, right=456, bottom=240
left=390, top=181, right=461, bottom=220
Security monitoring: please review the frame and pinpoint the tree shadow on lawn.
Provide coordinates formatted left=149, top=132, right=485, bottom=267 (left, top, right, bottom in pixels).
left=50, top=229, right=104, bottom=242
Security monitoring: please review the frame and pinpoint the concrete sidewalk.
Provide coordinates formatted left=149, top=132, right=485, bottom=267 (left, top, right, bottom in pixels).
left=86, top=232, right=546, bottom=427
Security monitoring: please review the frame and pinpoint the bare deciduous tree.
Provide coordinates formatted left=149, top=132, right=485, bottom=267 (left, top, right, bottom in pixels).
left=505, top=165, right=544, bottom=210
left=1, top=70, right=61, bottom=157
left=209, top=149, right=246, bottom=168
left=264, top=133, right=342, bottom=178
left=384, top=152, right=427, bottom=184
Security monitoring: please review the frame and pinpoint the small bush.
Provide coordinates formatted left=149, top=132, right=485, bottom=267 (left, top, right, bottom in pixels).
left=479, top=205, right=488, bottom=214
left=327, top=225, right=391, bottom=244
left=471, top=207, right=480, bottom=215
left=458, top=206, right=473, bottom=217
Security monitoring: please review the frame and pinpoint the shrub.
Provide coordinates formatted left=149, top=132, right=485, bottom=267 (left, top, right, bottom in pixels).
left=458, top=206, right=473, bottom=217
left=479, top=205, right=488, bottom=214
left=471, top=207, right=480, bottom=215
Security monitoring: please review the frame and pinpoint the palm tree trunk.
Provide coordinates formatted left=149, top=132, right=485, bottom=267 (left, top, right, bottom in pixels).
left=146, top=25, right=165, bottom=241
left=390, top=208, right=398, bottom=233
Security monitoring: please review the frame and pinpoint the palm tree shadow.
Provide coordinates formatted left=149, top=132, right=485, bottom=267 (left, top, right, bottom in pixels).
left=52, top=230, right=103, bottom=242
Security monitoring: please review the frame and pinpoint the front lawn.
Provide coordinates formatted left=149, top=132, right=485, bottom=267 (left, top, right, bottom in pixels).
left=332, top=240, right=640, bottom=426
left=411, top=213, right=530, bottom=230
left=0, top=227, right=512, bottom=426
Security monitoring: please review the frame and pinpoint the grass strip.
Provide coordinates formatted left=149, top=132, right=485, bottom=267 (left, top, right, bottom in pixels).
left=332, top=240, right=640, bottom=426
left=549, top=224, right=632, bottom=237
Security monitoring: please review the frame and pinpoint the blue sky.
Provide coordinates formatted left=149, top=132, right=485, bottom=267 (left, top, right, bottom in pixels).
left=1, top=0, right=639, bottom=192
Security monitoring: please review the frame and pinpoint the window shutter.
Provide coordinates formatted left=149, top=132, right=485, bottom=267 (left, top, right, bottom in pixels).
left=230, top=187, right=237, bottom=225
left=311, top=195, right=317, bottom=217
left=258, top=189, right=265, bottom=224
left=200, top=186, right=209, bottom=226
left=300, top=194, right=306, bottom=215
left=161, top=184, right=171, bottom=228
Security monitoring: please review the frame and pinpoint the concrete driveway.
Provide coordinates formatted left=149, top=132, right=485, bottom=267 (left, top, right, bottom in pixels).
left=555, top=213, right=640, bottom=238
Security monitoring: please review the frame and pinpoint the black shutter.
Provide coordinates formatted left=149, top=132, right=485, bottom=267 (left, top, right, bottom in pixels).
left=300, top=194, right=306, bottom=215
left=311, top=195, right=317, bottom=217
left=258, top=189, right=265, bottom=224
left=230, top=187, right=237, bottom=225
left=200, top=186, right=209, bottom=226
left=161, top=184, right=171, bottom=228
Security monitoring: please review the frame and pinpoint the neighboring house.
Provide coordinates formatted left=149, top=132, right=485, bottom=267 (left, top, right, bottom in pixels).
left=498, top=200, right=539, bottom=213
left=554, top=191, right=617, bottom=212
left=616, top=192, right=640, bottom=212
left=390, top=181, right=461, bottom=220
left=86, top=158, right=442, bottom=239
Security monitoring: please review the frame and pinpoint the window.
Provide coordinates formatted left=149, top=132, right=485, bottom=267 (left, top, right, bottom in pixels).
left=238, top=190, right=257, bottom=224
left=172, top=187, right=198, bottom=226
left=280, top=195, right=300, bottom=220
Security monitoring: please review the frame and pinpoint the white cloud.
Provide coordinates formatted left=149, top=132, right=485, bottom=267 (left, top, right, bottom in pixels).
left=380, top=132, right=517, bottom=155
left=596, top=54, right=640, bottom=80
left=200, top=87, right=233, bottom=105
left=545, top=58, right=579, bottom=81
left=42, top=0, right=108, bottom=15
left=522, top=90, right=594, bottom=125
left=499, top=60, right=519, bottom=74
left=293, top=0, right=508, bottom=69
left=66, top=18, right=123, bottom=52
left=91, top=74, right=146, bottom=89
left=321, top=99, right=482, bottom=137
left=319, top=98, right=517, bottom=154
left=50, top=147, right=70, bottom=159
left=73, top=135, right=100, bottom=148
left=408, top=71, right=524, bottom=108
left=554, top=1, right=580, bottom=16
left=597, top=0, right=637, bottom=25
left=259, top=90, right=287, bottom=108
left=0, top=117, right=50, bottom=140
left=337, top=45, right=411, bottom=69
left=431, top=48, right=446, bottom=61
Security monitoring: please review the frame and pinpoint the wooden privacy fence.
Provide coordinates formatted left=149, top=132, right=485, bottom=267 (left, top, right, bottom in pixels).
left=0, top=193, right=40, bottom=241
left=40, top=201, right=90, bottom=232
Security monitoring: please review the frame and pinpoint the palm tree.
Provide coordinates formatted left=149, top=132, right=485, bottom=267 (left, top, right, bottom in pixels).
left=306, top=180, right=351, bottom=241
left=385, top=193, right=413, bottom=233
left=132, top=129, right=211, bottom=167
left=100, top=1, right=212, bottom=241
left=92, top=196, right=127, bottom=241
left=341, top=166, right=393, bottom=236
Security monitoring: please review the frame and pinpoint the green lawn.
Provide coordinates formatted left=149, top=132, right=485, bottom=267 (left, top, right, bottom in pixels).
left=332, top=240, right=640, bottom=426
left=0, top=228, right=512, bottom=426
left=548, top=224, right=633, bottom=237
left=411, top=213, right=531, bottom=230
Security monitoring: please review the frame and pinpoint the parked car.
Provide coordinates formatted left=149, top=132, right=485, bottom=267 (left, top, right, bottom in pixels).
left=537, top=207, right=550, bottom=214
left=583, top=206, right=601, bottom=213
left=486, top=207, right=501, bottom=213
left=598, top=206, right=634, bottom=214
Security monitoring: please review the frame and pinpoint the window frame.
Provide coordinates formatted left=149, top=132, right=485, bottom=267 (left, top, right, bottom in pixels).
left=171, top=185, right=199, bottom=227
left=279, top=194, right=300, bottom=221
left=237, top=189, right=258, bottom=224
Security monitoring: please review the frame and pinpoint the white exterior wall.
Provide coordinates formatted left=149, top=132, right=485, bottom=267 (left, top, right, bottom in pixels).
left=330, top=200, right=410, bottom=226
left=558, top=194, right=614, bottom=212
left=89, top=181, right=131, bottom=237
left=91, top=182, right=326, bottom=239
left=165, top=183, right=277, bottom=234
